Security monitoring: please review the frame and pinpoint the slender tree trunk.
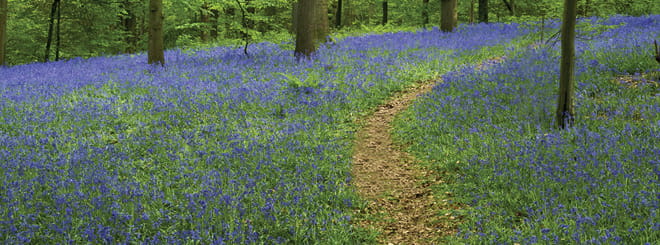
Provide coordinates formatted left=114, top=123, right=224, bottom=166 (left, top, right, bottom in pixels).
left=55, top=0, right=61, bottom=61
left=511, top=0, right=516, bottom=16
left=200, top=2, right=210, bottom=43
left=235, top=0, right=250, bottom=55
left=440, top=0, right=457, bottom=32
left=502, top=0, right=515, bottom=16
left=469, top=0, right=474, bottom=23
left=478, top=0, right=488, bottom=23
left=556, top=0, right=577, bottom=129
left=382, top=1, right=388, bottom=25
left=422, top=0, right=429, bottom=27
left=0, top=0, right=7, bottom=66
left=336, top=0, right=342, bottom=28
left=295, top=0, right=316, bottom=58
left=148, top=0, right=164, bottom=65
left=45, top=0, right=59, bottom=62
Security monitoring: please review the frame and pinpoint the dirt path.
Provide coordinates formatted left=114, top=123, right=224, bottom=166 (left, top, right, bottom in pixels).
left=352, top=79, right=455, bottom=245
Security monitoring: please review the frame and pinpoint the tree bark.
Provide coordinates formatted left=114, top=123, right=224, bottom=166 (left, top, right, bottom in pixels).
left=478, top=0, right=488, bottom=23
left=469, top=0, right=474, bottom=23
left=382, top=1, right=388, bottom=25
left=440, top=0, right=457, bottom=32
left=295, top=0, right=316, bottom=59
left=422, top=0, right=429, bottom=27
left=502, top=0, right=516, bottom=16
left=511, top=0, right=516, bottom=16
left=0, top=0, right=7, bottom=66
left=335, top=0, right=342, bottom=28
left=200, top=2, right=210, bottom=43
left=556, top=0, right=577, bottom=129
left=314, top=0, right=328, bottom=43
left=45, top=0, right=60, bottom=62
left=55, top=0, right=61, bottom=61
left=344, top=0, right=354, bottom=27
left=148, top=0, right=164, bottom=65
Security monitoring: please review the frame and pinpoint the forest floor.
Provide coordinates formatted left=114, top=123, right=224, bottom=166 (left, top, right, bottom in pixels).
left=352, top=58, right=507, bottom=244
left=351, top=78, right=457, bottom=245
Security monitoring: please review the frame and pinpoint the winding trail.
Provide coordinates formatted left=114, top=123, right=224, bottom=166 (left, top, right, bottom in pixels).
left=352, top=79, right=455, bottom=245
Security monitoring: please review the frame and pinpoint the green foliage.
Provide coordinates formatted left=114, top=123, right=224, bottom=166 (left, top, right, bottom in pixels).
left=278, top=71, right=322, bottom=90
left=3, top=0, right=659, bottom=66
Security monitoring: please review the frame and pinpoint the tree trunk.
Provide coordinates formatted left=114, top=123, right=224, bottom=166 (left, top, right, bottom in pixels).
left=148, top=0, right=164, bottom=65
left=382, top=1, right=388, bottom=25
left=344, top=0, right=354, bottom=27
left=55, top=0, right=61, bottom=61
left=556, top=0, right=577, bottom=129
left=200, top=2, right=210, bottom=43
left=422, top=0, right=429, bottom=27
left=336, top=0, right=342, bottom=28
left=45, top=0, right=60, bottom=62
left=314, top=0, right=328, bottom=43
left=440, top=0, right=457, bottom=32
left=511, top=0, right=516, bottom=16
left=0, top=0, right=7, bottom=66
left=235, top=0, right=250, bottom=55
left=469, top=0, right=474, bottom=23
left=502, top=0, right=515, bottom=16
left=295, top=0, right=316, bottom=58
left=478, top=0, right=488, bottom=23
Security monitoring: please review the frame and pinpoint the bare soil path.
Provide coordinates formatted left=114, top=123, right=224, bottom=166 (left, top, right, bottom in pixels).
left=352, top=79, right=455, bottom=245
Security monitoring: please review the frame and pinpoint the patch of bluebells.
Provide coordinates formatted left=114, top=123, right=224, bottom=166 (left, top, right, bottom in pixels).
left=0, top=22, right=528, bottom=243
left=396, top=15, right=659, bottom=244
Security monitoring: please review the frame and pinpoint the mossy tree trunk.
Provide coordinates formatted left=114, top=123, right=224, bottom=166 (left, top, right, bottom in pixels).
left=148, top=0, right=164, bottom=66
left=556, top=0, right=577, bottom=129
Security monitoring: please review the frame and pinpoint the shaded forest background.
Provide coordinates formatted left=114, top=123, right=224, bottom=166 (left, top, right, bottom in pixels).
left=1, top=0, right=658, bottom=66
